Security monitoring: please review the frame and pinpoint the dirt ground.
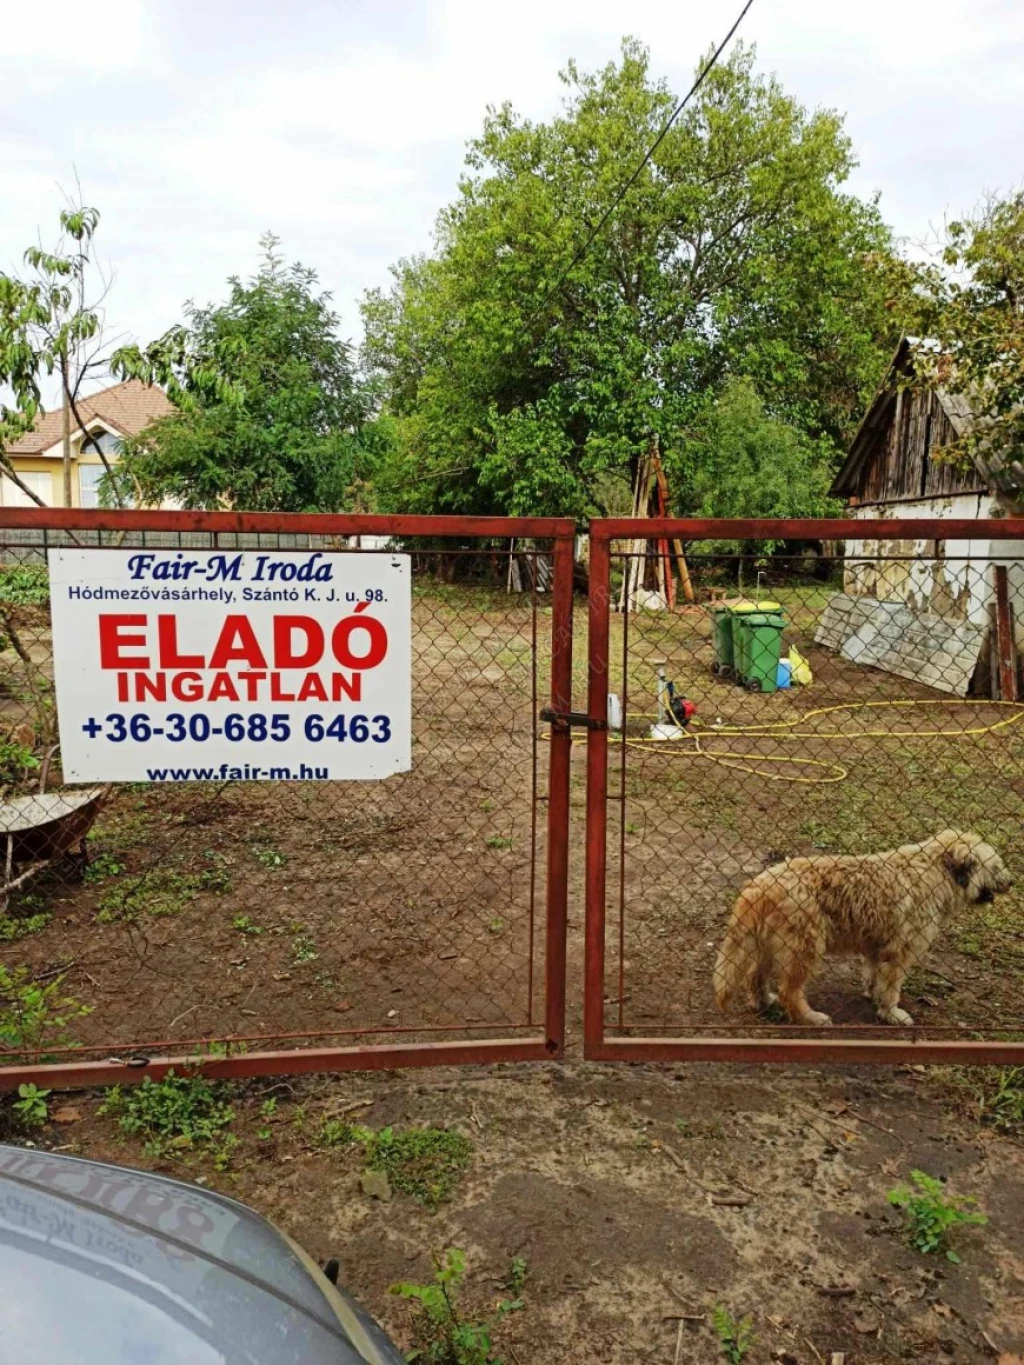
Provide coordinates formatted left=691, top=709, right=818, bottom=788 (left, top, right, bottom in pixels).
left=4, top=578, right=1022, bottom=1057
left=14, top=1059, right=1024, bottom=1364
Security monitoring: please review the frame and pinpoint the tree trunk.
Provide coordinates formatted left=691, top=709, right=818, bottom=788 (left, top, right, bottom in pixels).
left=61, top=362, right=73, bottom=508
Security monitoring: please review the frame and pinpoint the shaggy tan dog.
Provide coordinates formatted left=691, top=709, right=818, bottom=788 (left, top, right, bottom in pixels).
left=714, top=830, right=1011, bottom=1026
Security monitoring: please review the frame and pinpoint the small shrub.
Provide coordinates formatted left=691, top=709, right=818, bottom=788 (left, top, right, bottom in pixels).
left=888, top=1170, right=987, bottom=1262
left=0, top=564, right=49, bottom=606
left=13, top=1083, right=50, bottom=1127
left=100, top=1071, right=236, bottom=1165
left=713, top=1305, right=756, bottom=1363
left=391, top=1248, right=514, bottom=1365
left=0, top=965, right=92, bottom=1061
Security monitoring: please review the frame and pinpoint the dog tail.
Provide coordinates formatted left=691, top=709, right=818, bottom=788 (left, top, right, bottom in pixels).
left=714, top=886, right=765, bottom=1013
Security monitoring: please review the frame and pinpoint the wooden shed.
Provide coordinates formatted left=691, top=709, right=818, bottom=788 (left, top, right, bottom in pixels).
left=818, top=339, right=1023, bottom=697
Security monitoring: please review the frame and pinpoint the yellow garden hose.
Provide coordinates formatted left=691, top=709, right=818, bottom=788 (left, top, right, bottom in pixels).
left=619, top=699, right=1024, bottom=785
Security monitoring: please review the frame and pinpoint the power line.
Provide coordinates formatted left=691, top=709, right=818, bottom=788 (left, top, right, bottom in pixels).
left=519, top=0, right=758, bottom=345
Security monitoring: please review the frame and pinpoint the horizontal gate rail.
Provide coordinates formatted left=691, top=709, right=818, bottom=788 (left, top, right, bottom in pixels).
left=0, top=510, right=575, bottom=1090
left=586, top=517, right=1024, bottom=1066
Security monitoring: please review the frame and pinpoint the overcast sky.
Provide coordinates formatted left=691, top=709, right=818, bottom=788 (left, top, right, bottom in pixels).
left=2, top=0, right=1022, bottom=399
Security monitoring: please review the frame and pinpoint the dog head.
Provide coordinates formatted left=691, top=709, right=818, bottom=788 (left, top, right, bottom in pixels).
left=932, top=830, right=1013, bottom=903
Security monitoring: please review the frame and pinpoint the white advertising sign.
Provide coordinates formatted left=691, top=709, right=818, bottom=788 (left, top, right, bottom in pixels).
left=48, top=548, right=411, bottom=783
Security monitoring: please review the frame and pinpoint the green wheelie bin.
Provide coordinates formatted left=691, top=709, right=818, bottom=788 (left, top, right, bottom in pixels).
left=710, top=599, right=780, bottom=679
left=733, top=607, right=787, bottom=693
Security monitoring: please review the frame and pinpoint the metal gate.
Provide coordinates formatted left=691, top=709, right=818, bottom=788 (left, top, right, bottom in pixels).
left=0, top=510, right=574, bottom=1087
left=584, top=516, right=1024, bottom=1065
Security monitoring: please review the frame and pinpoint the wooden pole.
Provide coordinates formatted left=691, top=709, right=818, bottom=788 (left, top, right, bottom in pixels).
left=995, top=564, right=1018, bottom=701
left=650, top=452, right=695, bottom=604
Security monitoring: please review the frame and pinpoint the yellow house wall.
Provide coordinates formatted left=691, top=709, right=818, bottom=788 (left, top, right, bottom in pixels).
left=4, top=446, right=113, bottom=508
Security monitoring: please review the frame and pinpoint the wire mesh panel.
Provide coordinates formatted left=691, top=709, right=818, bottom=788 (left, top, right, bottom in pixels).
left=0, top=512, right=574, bottom=1087
left=585, top=518, right=1024, bottom=1065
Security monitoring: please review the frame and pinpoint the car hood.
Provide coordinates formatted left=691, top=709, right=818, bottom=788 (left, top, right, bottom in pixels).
left=0, top=1144, right=402, bottom=1364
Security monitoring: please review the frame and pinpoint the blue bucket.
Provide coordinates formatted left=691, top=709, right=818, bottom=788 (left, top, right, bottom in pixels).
left=776, top=657, right=792, bottom=690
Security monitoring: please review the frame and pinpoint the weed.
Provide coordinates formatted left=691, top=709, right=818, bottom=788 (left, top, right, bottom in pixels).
left=487, top=917, right=505, bottom=934
left=479, top=800, right=494, bottom=813
left=624, top=822, right=639, bottom=836
left=318, top=1118, right=360, bottom=1149
left=291, top=934, right=318, bottom=964
left=485, top=836, right=512, bottom=851
left=712, top=1305, right=756, bottom=1363
left=100, top=1071, right=236, bottom=1165
left=84, top=851, right=126, bottom=883
left=257, top=1127, right=272, bottom=1140
left=976, top=1068, right=1024, bottom=1132
left=233, top=915, right=264, bottom=936
left=0, top=740, right=39, bottom=789
left=887, top=1170, right=988, bottom=1262
left=0, top=965, right=92, bottom=1061
left=392, top=1248, right=515, bottom=1365
left=13, top=1083, right=50, bottom=1127
left=260, top=1097, right=278, bottom=1118
left=0, top=911, right=50, bottom=942
left=254, top=847, right=288, bottom=869
left=504, top=1257, right=528, bottom=1299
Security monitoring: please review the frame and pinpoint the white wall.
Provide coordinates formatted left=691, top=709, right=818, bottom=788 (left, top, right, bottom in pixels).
left=844, top=494, right=1024, bottom=633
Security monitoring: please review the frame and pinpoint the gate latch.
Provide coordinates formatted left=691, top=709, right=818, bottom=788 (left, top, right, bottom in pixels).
left=540, top=707, right=607, bottom=733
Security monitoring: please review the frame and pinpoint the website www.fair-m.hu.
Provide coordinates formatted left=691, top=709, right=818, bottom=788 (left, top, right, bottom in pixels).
left=145, top=763, right=330, bottom=781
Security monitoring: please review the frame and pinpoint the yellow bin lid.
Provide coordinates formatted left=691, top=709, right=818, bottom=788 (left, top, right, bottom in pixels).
left=730, top=599, right=781, bottom=613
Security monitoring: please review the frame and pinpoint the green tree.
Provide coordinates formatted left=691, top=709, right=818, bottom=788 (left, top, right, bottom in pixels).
left=667, top=375, right=840, bottom=522
left=362, top=39, right=904, bottom=518
left=899, top=191, right=1024, bottom=497
left=0, top=196, right=120, bottom=506
left=112, top=236, right=369, bottom=511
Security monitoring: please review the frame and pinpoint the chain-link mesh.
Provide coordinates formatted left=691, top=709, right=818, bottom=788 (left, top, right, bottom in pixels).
left=0, top=525, right=564, bottom=1069
left=601, top=541, right=1024, bottom=1041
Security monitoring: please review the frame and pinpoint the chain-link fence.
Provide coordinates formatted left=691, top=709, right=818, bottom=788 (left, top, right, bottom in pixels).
left=584, top=517, right=1024, bottom=1064
left=0, top=512, right=574, bottom=1086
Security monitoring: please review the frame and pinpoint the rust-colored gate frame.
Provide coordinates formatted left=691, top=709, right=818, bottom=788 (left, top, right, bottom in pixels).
left=585, top=516, right=1024, bottom=1066
left=0, top=509, right=576, bottom=1089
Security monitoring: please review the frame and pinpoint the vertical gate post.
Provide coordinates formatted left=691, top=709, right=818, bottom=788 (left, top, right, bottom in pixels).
left=584, top=529, right=611, bottom=1058
left=543, top=532, right=574, bottom=1056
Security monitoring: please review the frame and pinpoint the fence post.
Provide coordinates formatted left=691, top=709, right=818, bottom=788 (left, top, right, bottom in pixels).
left=584, top=530, right=611, bottom=1057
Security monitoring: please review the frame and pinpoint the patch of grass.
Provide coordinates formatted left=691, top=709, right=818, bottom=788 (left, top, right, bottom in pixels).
left=84, top=851, right=126, bottom=883
left=318, top=1120, right=472, bottom=1207
left=485, top=836, right=512, bottom=851
left=976, top=1067, right=1024, bottom=1132
left=368, top=1126, right=472, bottom=1206
left=0, top=911, right=50, bottom=942
left=391, top=1248, right=517, bottom=1365
left=99, top=1071, right=236, bottom=1167
left=887, top=1170, right=987, bottom=1262
left=712, top=1305, right=756, bottom=1363
left=97, top=861, right=230, bottom=922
